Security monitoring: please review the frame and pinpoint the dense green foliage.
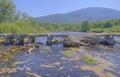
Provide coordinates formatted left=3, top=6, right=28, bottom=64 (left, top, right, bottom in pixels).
left=0, top=0, right=120, bottom=34
left=39, top=18, right=120, bottom=34
left=0, top=0, right=16, bottom=22
left=0, top=0, right=47, bottom=34
left=0, top=19, right=47, bottom=34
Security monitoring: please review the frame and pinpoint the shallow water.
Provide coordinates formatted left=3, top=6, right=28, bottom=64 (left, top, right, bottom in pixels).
left=0, top=32, right=120, bottom=77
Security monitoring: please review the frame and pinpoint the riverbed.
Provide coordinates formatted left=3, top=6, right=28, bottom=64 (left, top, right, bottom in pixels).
left=0, top=32, right=120, bottom=77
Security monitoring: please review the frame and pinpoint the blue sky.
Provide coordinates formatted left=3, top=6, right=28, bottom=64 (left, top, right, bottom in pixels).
left=13, top=0, right=120, bottom=17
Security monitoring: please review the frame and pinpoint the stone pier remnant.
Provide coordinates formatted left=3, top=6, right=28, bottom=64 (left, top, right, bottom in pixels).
left=28, top=36, right=35, bottom=43
left=4, top=36, right=14, bottom=45
left=46, top=33, right=53, bottom=46
left=15, top=36, right=24, bottom=45
left=100, top=35, right=115, bottom=45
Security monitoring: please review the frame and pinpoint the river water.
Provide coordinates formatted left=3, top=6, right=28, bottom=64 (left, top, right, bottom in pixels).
left=0, top=32, right=120, bottom=77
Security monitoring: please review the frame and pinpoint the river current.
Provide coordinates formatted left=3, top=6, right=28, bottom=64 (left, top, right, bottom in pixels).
left=0, top=32, right=120, bottom=77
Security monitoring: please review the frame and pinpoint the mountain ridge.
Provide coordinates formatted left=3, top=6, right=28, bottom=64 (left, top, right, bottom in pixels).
left=36, top=7, right=120, bottom=24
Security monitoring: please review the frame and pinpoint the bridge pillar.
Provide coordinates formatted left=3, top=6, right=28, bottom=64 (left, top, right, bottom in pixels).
left=4, top=36, right=14, bottom=45
left=46, top=34, right=53, bottom=46
left=104, top=35, right=115, bottom=45
left=15, top=36, right=24, bottom=45
left=100, top=35, right=115, bottom=45
left=28, top=36, right=35, bottom=43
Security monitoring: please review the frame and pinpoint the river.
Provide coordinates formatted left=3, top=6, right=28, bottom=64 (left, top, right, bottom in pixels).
left=0, top=32, right=120, bottom=77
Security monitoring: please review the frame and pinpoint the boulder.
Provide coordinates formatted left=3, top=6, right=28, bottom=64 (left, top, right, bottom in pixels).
left=63, top=35, right=116, bottom=47
left=63, top=36, right=80, bottom=47
left=63, top=36, right=102, bottom=47
left=99, top=35, right=115, bottom=45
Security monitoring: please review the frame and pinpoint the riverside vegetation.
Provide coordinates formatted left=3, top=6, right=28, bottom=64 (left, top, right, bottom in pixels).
left=0, top=0, right=120, bottom=77
left=0, top=0, right=120, bottom=34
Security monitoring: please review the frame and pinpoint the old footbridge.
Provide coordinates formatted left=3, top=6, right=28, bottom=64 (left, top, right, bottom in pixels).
left=0, top=33, right=120, bottom=45
left=0, top=34, right=69, bottom=45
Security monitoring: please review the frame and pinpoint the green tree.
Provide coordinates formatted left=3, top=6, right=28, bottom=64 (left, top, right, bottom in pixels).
left=0, top=0, right=16, bottom=22
left=80, top=21, right=91, bottom=32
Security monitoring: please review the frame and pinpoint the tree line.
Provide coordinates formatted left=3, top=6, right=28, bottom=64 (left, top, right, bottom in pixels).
left=39, top=18, right=120, bottom=34
left=0, top=0, right=120, bottom=34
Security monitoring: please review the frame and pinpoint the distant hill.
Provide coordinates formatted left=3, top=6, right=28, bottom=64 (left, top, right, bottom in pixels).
left=36, top=7, right=120, bottom=24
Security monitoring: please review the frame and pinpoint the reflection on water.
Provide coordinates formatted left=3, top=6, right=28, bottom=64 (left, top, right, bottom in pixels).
left=51, top=43, right=63, bottom=52
left=35, top=37, right=47, bottom=44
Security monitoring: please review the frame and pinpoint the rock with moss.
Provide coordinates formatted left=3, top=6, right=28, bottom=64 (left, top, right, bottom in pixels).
left=52, top=39, right=63, bottom=44
left=63, top=36, right=80, bottom=47
left=63, top=51, right=74, bottom=57
left=81, top=56, right=99, bottom=65
left=63, top=35, right=115, bottom=47
left=80, top=36, right=100, bottom=45
left=63, top=36, right=99, bottom=47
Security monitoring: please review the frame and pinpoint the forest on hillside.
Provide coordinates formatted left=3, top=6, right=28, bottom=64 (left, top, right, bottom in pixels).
left=0, top=0, right=120, bottom=34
